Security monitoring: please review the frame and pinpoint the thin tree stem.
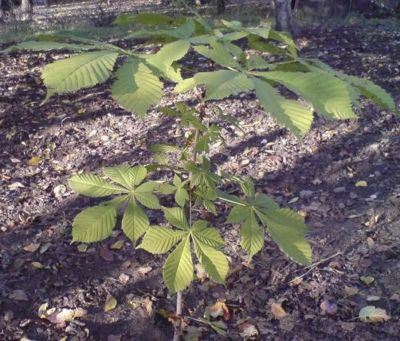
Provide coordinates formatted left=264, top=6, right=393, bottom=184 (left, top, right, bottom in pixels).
left=173, top=291, right=183, bottom=341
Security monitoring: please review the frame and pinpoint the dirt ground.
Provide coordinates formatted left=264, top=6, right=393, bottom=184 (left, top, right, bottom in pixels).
left=0, top=14, right=400, bottom=341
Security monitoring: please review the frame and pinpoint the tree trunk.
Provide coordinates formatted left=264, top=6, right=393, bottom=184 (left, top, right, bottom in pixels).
left=21, top=0, right=32, bottom=20
left=274, top=0, right=294, bottom=35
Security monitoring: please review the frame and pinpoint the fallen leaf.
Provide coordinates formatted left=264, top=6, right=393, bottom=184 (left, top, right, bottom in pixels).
left=142, top=297, right=153, bottom=317
left=238, top=322, right=258, bottom=338
left=31, top=261, right=44, bottom=269
left=355, top=180, right=368, bottom=187
left=360, top=276, right=375, bottom=285
left=23, top=243, right=41, bottom=253
left=104, top=294, right=117, bottom=312
left=38, top=304, right=87, bottom=327
left=137, top=266, right=152, bottom=275
left=359, top=306, right=390, bottom=323
left=110, top=240, right=125, bottom=250
left=271, top=303, right=287, bottom=319
left=28, top=156, right=42, bottom=166
left=8, top=182, right=25, bottom=190
left=53, top=184, right=66, bottom=200
left=9, top=289, right=28, bottom=301
left=119, top=273, right=130, bottom=285
left=320, top=299, right=338, bottom=315
left=344, top=286, right=358, bottom=296
left=206, top=301, right=230, bottom=320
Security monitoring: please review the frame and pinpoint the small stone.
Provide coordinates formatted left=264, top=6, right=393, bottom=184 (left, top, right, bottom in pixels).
left=333, top=187, right=346, bottom=193
left=299, top=190, right=313, bottom=199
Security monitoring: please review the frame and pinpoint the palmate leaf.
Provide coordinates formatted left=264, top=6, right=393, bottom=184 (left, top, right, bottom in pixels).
left=191, top=221, right=224, bottom=248
left=69, top=174, right=127, bottom=197
left=304, top=59, right=396, bottom=112
left=42, top=50, right=118, bottom=98
left=253, top=77, right=313, bottom=136
left=134, top=182, right=161, bottom=209
left=111, top=58, right=163, bottom=117
left=163, top=235, right=193, bottom=292
left=147, top=40, right=190, bottom=82
left=3, top=41, right=95, bottom=52
left=256, top=70, right=356, bottom=119
left=193, top=238, right=228, bottom=283
left=122, top=202, right=150, bottom=243
left=194, top=41, right=240, bottom=69
left=103, top=165, right=136, bottom=189
left=177, top=70, right=253, bottom=100
left=163, top=207, right=189, bottom=230
left=259, top=208, right=311, bottom=265
left=72, top=205, right=117, bottom=243
left=240, top=211, right=264, bottom=257
left=138, top=226, right=186, bottom=254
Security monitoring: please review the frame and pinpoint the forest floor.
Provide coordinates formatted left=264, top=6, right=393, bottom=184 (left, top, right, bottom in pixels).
left=1, top=12, right=400, bottom=341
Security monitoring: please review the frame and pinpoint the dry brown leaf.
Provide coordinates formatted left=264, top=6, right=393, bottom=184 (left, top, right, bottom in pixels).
left=238, top=322, right=258, bottom=338
left=208, top=301, right=230, bottom=320
left=23, top=243, right=41, bottom=253
left=271, top=303, right=287, bottom=319
left=110, top=240, right=125, bottom=250
left=38, top=303, right=86, bottom=327
left=118, top=273, right=130, bottom=285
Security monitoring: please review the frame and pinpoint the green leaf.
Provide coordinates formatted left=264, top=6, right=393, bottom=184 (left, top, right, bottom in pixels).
left=257, top=70, right=356, bottom=119
left=3, top=41, right=95, bottom=52
left=254, top=193, right=279, bottom=210
left=268, top=29, right=297, bottom=58
left=72, top=205, right=117, bottom=243
left=42, top=50, right=118, bottom=98
left=240, top=177, right=255, bottom=197
left=163, top=236, right=193, bottom=292
left=147, top=40, right=190, bottom=82
left=191, top=221, right=224, bottom=248
left=194, top=70, right=253, bottom=100
left=122, top=202, right=150, bottom=243
left=261, top=208, right=312, bottom=265
left=174, top=77, right=196, bottom=93
left=226, top=205, right=250, bottom=224
left=194, top=41, right=240, bottom=69
left=139, top=226, right=186, bottom=254
left=240, top=211, right=264, bottom=257
left=69, top=174, right=127, bottom=197
left=193, top=238, right=228, bottom=284
left=253, top=77, right=313, bottom=136
left=175, top=187, right=189, bottom=207
left=111, top=58, right=163, bottom=117
left=135, top=191, right=161, bottom=209
left=104, top=165, right=136, bottom=189
left=304, top=59, right=396, bottom=112
left=163, top=207, right=189, bottom=230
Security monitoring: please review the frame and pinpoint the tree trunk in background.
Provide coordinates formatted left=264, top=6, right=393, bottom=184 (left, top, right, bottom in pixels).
left=274, top=0, right=294, bottom=35
left=21, top=0, right=32, bottom=20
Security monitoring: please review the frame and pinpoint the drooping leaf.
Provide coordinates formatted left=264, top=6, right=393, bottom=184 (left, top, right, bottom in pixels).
left=147, top=40, right=190, bottom=82
left=139, top=226, right=186, bottom=254
left=253, top=77, right=313, bottom=136
left=226, top=205, right=250, bottom=224
left=175, top=187, right=189, bottom=207
left=72, top=205, right=117, bottom=243
left=122, top=202, right=150, bottom=243
left=69, top=174, right=127, bottom=197
left=193, top=238, right=228, bottom=283
left=256, top=70, right=356, bottom=119
left=194, top=41, right=240, bottom=69
left=194, top=70, right=253, bottom=100
left=260, top=208, right=312, bottom=265
left=240, top=211, right=264, bottom=257
left=42, top=50, right=118, bottom=98
left=111, top=58, right=163, bottom=117
left=163, top=236, right=193, bottom=292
